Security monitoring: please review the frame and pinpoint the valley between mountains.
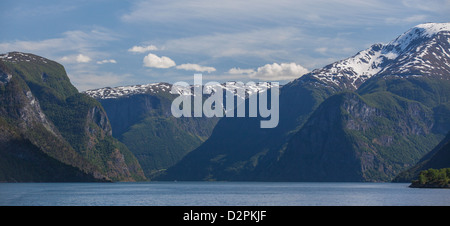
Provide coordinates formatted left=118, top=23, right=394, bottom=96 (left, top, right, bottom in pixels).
left=1, top=23, right=450, bottom=183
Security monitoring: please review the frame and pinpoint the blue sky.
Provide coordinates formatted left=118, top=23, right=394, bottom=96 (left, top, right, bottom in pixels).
left=1, top=0, right=449, bottom=91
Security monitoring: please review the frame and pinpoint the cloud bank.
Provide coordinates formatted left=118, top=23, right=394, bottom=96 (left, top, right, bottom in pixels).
left=176, top=63, right=216, bottom=73
left=143, top=53, right=176, bottom=68
left=128, top=45, right=158, bottom=53
left=228, top=63, right=309, bottom=81
left=142, top=53, right=216, bottom=73
left=60, top=54, right=92, bottom=64
left=97, top=59, right=117, bottom=64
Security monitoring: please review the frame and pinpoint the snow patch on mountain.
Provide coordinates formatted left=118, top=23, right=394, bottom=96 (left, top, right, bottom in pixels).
left=84, top=83, right=168, bottom=99
left=415, top=23, right=450, bottom=37
left=308, top=22, right=450, bottom=90
left=84, top=81, right=276, bottom=100
left=0, top=52, right=49, bottom=64
left=310, top=43, right=389, bottom=89
left=388, top=23, right=450, bottom=53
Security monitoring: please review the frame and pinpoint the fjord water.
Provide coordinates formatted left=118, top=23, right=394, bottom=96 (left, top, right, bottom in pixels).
left=0, top=182, right=449, bottom=206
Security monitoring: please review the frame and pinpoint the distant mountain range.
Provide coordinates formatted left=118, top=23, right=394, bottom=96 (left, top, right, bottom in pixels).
left=1, top=23, right=449, bottom=182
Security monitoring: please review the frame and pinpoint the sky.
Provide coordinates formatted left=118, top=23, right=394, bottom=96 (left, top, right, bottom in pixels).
left=1, top=0, right=449, bottom=91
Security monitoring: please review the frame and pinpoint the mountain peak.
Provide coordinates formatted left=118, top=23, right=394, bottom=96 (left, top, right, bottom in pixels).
left=300, top=22, right=450, bottom=90
left=388, top=22, right=450, bottom=53
left=376, top=22, right=450, bottom=79
left=415, top=22, right=450, bottom=36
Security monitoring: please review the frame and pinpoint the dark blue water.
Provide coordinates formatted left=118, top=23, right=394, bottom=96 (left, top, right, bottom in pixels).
left=1, top=182, right=449, bottom=206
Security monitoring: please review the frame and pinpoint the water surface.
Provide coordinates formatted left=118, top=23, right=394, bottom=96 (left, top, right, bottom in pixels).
left=1, top=182, right=449, bottom=206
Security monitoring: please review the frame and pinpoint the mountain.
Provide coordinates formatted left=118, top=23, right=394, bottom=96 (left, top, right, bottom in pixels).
left=265, top=23, right=450, bottom=182
left=155, top=69, right=340, bottom=181
left=159, top=22, right=450, bottom=182
left=84, top=83, right=219, bottom=179
left=83, top=81, right=275, bottom=179
left=0, top=52, right=146, bottom=182
left=267, top=91, right=441, bottom=181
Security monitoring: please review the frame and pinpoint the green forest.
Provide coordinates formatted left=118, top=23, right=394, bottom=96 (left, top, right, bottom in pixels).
left=410, top=168, right=450, bottom=188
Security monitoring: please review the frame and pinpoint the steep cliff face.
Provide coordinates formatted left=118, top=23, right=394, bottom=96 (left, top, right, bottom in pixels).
left=86, top=85, right=219, bottom=179
left=0, top=60, right=105, bottom=181
left=79, top=102, right=145, bottom=181
left=0, top=52, right=145, bottom=182
left=270, top=92, right=438, bottom=181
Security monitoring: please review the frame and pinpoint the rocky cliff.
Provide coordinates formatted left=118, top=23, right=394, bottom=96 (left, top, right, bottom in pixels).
left=0, top=52, right=146, bottom=182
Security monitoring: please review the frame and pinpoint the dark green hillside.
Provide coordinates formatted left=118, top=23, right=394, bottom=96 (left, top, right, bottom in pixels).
left=0, top=118, right=100, bottom=182
left=97, top=90, right=219, bottom=179
left=0, top=61, right=106, bottom=181
left=158, top=77, right=336, bottom=181
left=271, top=91, right=443, bottom=181
left=358, top=76, right=450, bottom=109
left=121, top=117, right=212, bottom=178
left=0, top=52, right=145, bottom=182
left=0, top=52, right=76, bottom=98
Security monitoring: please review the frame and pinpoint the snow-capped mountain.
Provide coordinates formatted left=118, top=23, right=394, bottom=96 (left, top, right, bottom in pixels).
left=378, top=23, right=450, bottom=78
left=84, top=83, right=172, bottom=99
left=84, top=81, right=277, bottom=100
left=307, top=22, right=450, bottom=90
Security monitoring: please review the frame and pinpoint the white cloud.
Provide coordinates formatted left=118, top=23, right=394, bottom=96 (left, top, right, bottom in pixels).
left=226, top=63, right=309, bottom=81
left=250, top=63, right=309, bottom=81
left=176, top=63, right=216, bottom=73
left=76, top=54, right=91, bottom=63
left=59, top=54, right=92, bottom=64
left=97, top=59, right=117, bottom=64
left=128, top=45, right=158, bottom=53
left=143, top=53, right=176, bottom=68
left=141, top=53, right=215, bottom=72
left=228, top=67, right=255, bottom=75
